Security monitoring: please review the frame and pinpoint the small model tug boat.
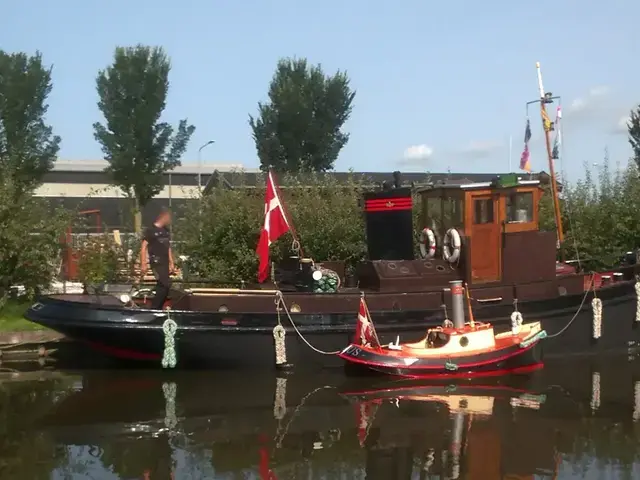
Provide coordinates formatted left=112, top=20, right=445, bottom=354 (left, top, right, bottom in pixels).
left=339, top=280, right=547, bottom=378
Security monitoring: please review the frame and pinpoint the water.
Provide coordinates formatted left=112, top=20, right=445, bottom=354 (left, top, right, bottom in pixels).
left=2, top=355, right=640, bottom=479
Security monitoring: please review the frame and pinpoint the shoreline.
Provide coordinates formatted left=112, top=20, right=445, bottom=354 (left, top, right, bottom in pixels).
left=0, top=329, right=65, bottom=347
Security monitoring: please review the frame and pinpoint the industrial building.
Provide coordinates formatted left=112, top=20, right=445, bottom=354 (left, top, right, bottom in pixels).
left=37, top=159, right=555, bottom=232
left=37, top=159, right=256, bottom=231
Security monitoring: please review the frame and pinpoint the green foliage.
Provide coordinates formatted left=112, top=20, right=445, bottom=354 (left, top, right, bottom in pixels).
left=0, top=181, right=70, bottom=297
left=176, top=172, right=368, bottom=284
left=75, top=234, right=120, bottom=285
left=249, top=57, right=356, bottom=173
left=0, top=300, right=38, bottom=331
left=93, top=44, right=196, bottom=227
left=0, top=50, right=68, bottom=298
left=557, top=159, right=640, bottom=269
left=627, top=106, right=640, bottom=171
left=0, top=50, right=60, bottom=196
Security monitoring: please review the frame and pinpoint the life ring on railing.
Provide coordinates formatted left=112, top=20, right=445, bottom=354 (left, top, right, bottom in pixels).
left=443, top=228, right=461, bottom=263
left=419, top=227, right=437, bottom=259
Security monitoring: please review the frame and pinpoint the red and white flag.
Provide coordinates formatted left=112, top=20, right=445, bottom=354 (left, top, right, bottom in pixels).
left=256, top=171, right=291, bottom=283
left=353, top=297, right=381, bottom=348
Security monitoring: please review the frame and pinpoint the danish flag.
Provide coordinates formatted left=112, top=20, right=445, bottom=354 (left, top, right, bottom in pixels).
left=353, top=297, right=381, bottom=348
left=256, top=171, right=291, bottom=283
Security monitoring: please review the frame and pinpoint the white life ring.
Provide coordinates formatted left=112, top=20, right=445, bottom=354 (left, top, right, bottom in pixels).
left=443, top=228, right=461, bottom=263
left=419, top=227, right=437, bottom=259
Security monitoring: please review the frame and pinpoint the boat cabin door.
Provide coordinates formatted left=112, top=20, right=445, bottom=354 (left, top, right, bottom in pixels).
left=467, top=192, right=502, bottom=283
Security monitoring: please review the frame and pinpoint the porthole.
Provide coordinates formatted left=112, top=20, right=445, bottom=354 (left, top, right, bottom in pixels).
left=459, top=336, right=469, bottom=347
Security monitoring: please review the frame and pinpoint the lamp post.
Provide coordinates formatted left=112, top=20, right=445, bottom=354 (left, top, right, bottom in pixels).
left=197, top=140, right=216, bottom=192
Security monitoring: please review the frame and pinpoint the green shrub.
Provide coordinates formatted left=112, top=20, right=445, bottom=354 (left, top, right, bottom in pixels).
left=176, top=171, right=371, bottom=284
left=0, top=180, right=70, bottom=299
left=75, top=233, right=120, bottom=285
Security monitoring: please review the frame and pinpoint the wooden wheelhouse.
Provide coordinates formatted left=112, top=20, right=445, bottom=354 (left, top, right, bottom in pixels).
left=417, top=174, right=556, bottom=286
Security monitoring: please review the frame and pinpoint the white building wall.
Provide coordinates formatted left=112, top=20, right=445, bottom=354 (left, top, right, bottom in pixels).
left=34, top=183, right=200, bottom=199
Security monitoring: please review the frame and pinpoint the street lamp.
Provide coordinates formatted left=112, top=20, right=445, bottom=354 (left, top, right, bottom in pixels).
left=197, top=140, right=216, bottom=191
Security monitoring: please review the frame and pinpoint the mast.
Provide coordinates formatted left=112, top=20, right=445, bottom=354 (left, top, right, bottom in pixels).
left=536, top=62, right=564, bottom=247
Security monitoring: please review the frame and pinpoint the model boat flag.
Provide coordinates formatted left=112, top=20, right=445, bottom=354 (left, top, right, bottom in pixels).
left=354, top=296, right=381, bottom=349
left=552, top=106, right=562, bottom=160
left=519, top=118, right=532, bottom=172
left=256, top=171, right=291, bottom=283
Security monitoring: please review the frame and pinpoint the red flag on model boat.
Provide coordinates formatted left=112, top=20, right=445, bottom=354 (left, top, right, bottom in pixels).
left=354, top=296, right=381, bottom=349
left=256, top=171, right=291, bottom=283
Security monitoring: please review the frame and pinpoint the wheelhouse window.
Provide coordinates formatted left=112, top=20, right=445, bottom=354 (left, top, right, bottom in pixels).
left=421, top=192, right=464, bottom=237
left=423, top=195, right=443, bottom=235
left=473, top=198, right=494, bottom=224
left=442, top=196, right=464, bottom=230
left=506, top=192, right=534, bottom=223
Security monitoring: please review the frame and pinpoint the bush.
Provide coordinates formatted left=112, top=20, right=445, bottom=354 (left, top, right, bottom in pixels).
left=0, top=180, right=70, bottom=299
left=75, top=233, right=120, bottom=285
left=557, top=159, right=640, bottom=269
left=176, top=171, right=371, bottom=284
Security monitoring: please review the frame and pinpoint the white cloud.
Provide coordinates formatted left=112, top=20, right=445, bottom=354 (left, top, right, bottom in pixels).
left=566, top=85, right=611, bottom=116
left=612, top=114, right=631, bottom=135
left=402, top=144, right=433, bottom=161
left=589, top=85, right=610, bottom=97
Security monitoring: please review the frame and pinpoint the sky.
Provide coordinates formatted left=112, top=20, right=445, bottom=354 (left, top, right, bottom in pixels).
left=3, top=0, right=639, bottom=180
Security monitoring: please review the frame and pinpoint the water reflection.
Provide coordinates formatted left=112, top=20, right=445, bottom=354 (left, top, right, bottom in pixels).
left=1, top=355, right=640, bottom=478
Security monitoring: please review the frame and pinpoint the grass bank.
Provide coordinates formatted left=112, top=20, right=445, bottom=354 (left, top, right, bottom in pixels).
left=0, top=300, right=41, bottom=332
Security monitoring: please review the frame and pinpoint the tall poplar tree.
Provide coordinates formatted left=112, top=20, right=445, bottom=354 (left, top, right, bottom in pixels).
left=93, top=45, right=195, bottom=232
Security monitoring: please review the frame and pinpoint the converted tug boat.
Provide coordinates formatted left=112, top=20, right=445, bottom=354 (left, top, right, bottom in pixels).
left=23, top=63, right=640, bottom=370
left=338, top=282, right=546, bottom=378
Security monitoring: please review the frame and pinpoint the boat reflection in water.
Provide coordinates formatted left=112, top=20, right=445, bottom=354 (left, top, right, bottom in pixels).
left=342, top=381, right=549, bottom=479
left=1, top=355, right=639, bottom=478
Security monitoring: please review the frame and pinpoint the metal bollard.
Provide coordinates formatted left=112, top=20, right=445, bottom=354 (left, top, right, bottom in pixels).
left=450, top=280, right=465, bottom=329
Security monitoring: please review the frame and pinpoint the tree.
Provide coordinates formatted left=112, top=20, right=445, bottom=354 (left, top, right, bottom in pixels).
left=0, top=50, right=68, bottom=297
left=0, top=50, right=60, bottom=197
left=249, top=57, right=356, bottom=173
left=628, top=106, right=640, bottom=170
left=93, top=45, right=195, bottom=232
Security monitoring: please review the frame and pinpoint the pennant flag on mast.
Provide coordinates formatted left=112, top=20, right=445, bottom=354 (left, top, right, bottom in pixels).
left=256, top=171, right=291, bottom=283
left=519, top=119, right=532, bottom=172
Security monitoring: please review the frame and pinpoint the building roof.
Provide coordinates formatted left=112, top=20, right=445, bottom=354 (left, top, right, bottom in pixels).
left=53, top=159, right=259, bottom=174
left=203, top=170, right=559, bottom=194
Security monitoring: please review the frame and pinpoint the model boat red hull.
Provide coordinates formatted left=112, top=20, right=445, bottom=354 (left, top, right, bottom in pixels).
left=339, top=319, right=546, bottom=379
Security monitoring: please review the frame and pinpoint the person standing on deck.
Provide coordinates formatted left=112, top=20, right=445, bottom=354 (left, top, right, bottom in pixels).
left=140, top=207, right=176, bottom=310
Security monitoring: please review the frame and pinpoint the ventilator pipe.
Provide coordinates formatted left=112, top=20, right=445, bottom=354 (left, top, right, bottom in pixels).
left=450, top=280, right=465, bottom=330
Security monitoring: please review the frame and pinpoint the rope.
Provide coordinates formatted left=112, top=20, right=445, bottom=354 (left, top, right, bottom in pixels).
left=635, top=280, right=640, bottom=323
left=273, top=324, right=287, bottom=366
left=274, top=291, right=340, bottom=355
left=162, top=381, right=177, bottom=430
left=273, top=377, right=287, bottom=420
left=162, top=313, right=178, bottom=368
left=590, top=371, right=600, bottom=413
left=591, top=296, right=602, bottom=340
left=273, top=384, right=335, bottom=448
left=545, top=275, right=595, bottom=340
left=556, top=101, right=582, bottom=269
